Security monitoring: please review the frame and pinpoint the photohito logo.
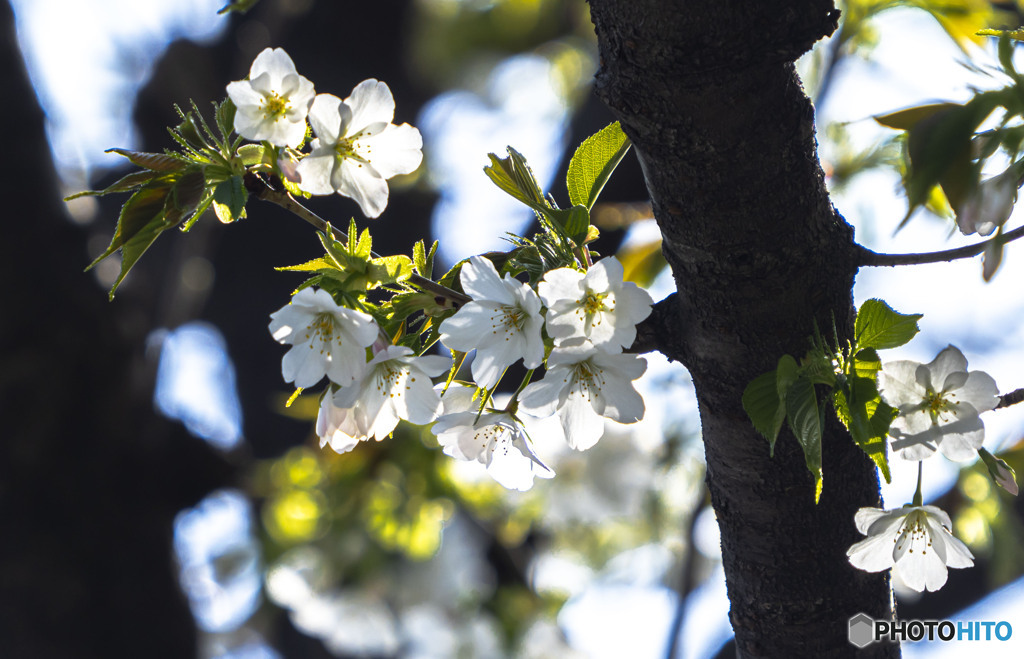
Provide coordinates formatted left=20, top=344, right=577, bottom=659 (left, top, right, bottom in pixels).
left=848, top=613, right=1013, bottom=648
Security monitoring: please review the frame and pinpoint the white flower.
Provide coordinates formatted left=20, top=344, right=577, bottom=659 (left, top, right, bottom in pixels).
left=316, top=392, right=366, bottom=454
left=519, top=344, right=646, bottom=451
left=878, top=345, right=999, bottom=461
left=539, top=257, right=653, bottom=352
left=226, top=47, right=315, bottom=148
left=333, top=345, right=450, bottom=440
left=847, top=505, right=974, bottom=592
left=431, top=385, right=554, bottom=491
left=957, top=169, right=1017, bottom=236
left=268, top=288, right=378, bottom=388
left=296, top=81, right=423, bottom=218
left=438, top=256, right=545, bottom=390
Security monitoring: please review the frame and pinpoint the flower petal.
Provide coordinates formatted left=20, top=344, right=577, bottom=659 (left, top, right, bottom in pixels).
left=344, top=79, right=395, bottom=133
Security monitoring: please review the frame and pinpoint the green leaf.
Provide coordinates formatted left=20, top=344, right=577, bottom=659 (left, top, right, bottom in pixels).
left=413, top=240, right=437, bottom=279
left=87, top=184, right=171, bottom=268
left=874, top=103, right=958, bottom=131
left=563, top=205, right=591, bottom=243
left=276, top=257, right=338, bottom=273
left=64, top=170, right=157, bottom=200
left=776, top=354, right=799, bottom=398
left=483, top=148, right=548, bottom=215
left=236, top=144, right=265, bottom=166
left=106, top=223, right=164, bottom=299
left=904, top=93, right=1003, bottom=214
left=368, top=255, right=414, bottom=286
left=785, top=376, right=823, bottom=503
left=212, top=176, right=247, bottom=223
left=106, top=148, right=188, bottom=172
left=566, top=121, right=631, bottom=210
left=854, top=298, right=922, bottom=351
left=833, top=376, right=894, bottom=484
left=742, top=369, right=786, bottom=455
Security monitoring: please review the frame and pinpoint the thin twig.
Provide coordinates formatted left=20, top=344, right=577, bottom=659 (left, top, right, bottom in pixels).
left=246, top=173, right=470, bottom=307
left=856, top=223, right=1024, bottom=267
left=996, top=388, right=1024, bottom=410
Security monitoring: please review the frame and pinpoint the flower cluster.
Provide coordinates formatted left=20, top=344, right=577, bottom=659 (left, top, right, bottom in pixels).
left=436, top=255, right=652, bottom=457
left=268, top=252, right=653, bottom=491
left=227, top=48, right=422, bottom=218
left=845, top=344, right=1002, bottom=592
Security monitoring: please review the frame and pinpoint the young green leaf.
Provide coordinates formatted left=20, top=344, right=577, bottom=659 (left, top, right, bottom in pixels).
left=212, top=176, right=247, bottom=223
left=106, top=148, right=189, bottom=173
left=566, top=121, right=631, bottom=210
left=742, top=369, right=787, bottom=455
left=854, top=298, right=922, bottom=351
left=785, top=375, right=823, bottom=503
left=87, top=184, right=171, bottom=268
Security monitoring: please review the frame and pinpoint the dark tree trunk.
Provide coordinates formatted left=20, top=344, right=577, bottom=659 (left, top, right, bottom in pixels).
left=588, top=1, right=899, bottom=656
left=0, top=2, right=233, bottom=656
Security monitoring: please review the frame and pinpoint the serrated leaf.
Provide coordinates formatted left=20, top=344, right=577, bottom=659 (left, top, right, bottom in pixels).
left=785, top=376, right=823, bottom=502
left=776, top=354, right=799, bottom=397
left=834, top=376, right=894, bottom=484
left=742, top=370, right=786, bottom=455
left=483, top=149, right=548, bottom=215
left=212, top=176, right=247, bottom=223
left=566, top=121, right=631, bottom=210
left=64, top=170, right=157, bottom=200
left=369, top=255, right=414, bottom=286
left=236, top=143, right=265, bottom=166
left=854, top=298, right=922, bottom=351
left=106, top=148, right=188, bottom=172
left=276, top=257, right=338, bottom=273
left=215, top=99, right=236, bottom=141
left=87, top=184, right=171, bottom=269
left=413, top=240, right=438, bottom=279
left=105, top=223, right=165, bottom=299
left=172, top=169, right=206, bottom=212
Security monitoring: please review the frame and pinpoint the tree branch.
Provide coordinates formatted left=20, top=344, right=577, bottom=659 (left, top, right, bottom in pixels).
left=627, top=293, right=678, bottom=355
left=245, top=172, right=471, bottom=307
left=856, top=223, right=1024, bottom=267
left=996, top=387, right=1024, bottom=410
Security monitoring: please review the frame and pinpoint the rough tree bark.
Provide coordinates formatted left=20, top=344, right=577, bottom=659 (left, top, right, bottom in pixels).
left=588, top=1, right=900, bottom=656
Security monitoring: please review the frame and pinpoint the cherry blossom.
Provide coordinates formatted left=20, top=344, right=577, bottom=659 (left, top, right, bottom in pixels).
left=431, top=385, right=554, bottom=491
left=956, top=168, right=1018, bottom=236
left=296, top=81, right=423, bottom=218
left=438, top=256, right=545, bottom=390
left=332, top=346, right=450, bottom=440
left=518, top=343, right=646, bottom=451
left=539, top=257, right=652, bottom=352
left=847, top=505, right=974, bottom=592
left=878, top=345, right=999, bottom=461
left=226, top=47, right=315, bottom=148
left=316, top=392, right=365, bottom=455
left=268, top=288, right=378, bottom=388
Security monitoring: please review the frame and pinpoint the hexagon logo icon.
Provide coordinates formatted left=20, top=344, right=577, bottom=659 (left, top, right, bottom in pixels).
left=848, top=612, right=875, bottom=648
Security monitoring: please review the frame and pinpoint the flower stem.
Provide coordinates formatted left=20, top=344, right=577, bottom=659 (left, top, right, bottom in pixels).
left=856, top=223, right=1024, bottom=267
left=246, top=173, right=471, bottom=306
left=912, top=461, right=924, bottom=507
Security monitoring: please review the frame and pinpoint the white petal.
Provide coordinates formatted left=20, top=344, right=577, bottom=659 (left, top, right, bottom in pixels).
left=538, top=267, right=584, bottom=307
left=519, top=377, right=565, bottom=417
left=295, top=155, right=339, bottom=195
left=847, top=533, right=898, bottom=573
left=878, top=360, right=928, bottom=410
left=250, top=47, right=297, bottom=82
left=559, top=395, right=605, bottom=450
left=344, top=79, right=395, bottom=133
left=957, top=371, right=1000, bottom=413
left=364, top=123, right=423, bottom=178
left=307, top=94, right=345, bottom=144
left=334, top=158, right=389, bottom=218
left=925, top=346, right=968, bottom=392
left=460, top=256, right=514, bottom=304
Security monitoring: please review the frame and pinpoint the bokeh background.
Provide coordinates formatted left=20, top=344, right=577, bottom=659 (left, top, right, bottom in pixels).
left=2, top=0, right=1024, bottom=657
